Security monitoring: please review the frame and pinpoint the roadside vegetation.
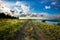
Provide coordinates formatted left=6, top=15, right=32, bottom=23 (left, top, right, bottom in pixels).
left=0, top=19, right=60, bottom=40
left=0, top=19, right=27, bottom=40
left=35, top=22, right=60, bottom=40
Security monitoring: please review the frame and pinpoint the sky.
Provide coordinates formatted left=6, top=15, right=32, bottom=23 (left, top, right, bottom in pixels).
left=0, top=0, right=60, bottom=16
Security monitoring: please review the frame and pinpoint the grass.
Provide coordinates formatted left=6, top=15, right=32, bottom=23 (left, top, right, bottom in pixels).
left=35, top=22, right=60, bottom=40
left=0, top=19, right=60, bottom=40
left=0, top=19, right=27, bottom=40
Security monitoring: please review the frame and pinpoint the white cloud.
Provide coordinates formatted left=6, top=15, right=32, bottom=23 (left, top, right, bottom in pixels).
left=39, top=12, right=48, bottom=16
left=15, top=1, right=30, bottom=14
left=14, top=7, right=22, bottom=12
left=45, top=6, right=51, bottom=9
left=21, top=5, right=30, bottom=14
left=40, top=0, right=48, bottom=4
left=0, top=0, right=14, bottom=8
left=16, top=1, right=22, bottom=6
left=0, top=0, right=30, bottom=17
left=51, top=2, right=56, bottom=5
left=0, top=0, right=14, bottom=16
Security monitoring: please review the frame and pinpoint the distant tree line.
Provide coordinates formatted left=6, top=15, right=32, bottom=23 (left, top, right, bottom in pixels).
left=0, top=13, right=17, bottom=19
left=57, top=23, right=60, bottom=26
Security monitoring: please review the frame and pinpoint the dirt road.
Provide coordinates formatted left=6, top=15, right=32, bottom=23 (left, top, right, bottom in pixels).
left=14, top=20, right=50, bottom=40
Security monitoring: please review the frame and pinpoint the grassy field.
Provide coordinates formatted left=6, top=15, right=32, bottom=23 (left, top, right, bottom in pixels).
left=0, top=19, right=60, bottom=40
left=0, top=19, right=27, bottom=40
left=35, top=22, right=60, bottom=40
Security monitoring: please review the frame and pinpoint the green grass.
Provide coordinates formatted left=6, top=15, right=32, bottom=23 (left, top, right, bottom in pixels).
left=0, top=19, right=27, bottom=40
left=35, top=22, right=60, bottom=40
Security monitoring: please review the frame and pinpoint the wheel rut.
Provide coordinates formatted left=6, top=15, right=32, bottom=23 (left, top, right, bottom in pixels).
left=14, top=20, right=50, bottom=40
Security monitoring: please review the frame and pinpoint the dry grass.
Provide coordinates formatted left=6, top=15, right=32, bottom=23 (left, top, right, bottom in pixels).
left=36, top=22, right=60, bottom=40
left=0, top=19, right=27, bottom=40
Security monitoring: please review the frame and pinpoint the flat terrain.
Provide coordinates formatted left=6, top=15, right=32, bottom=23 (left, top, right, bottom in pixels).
left=0, top=19, right=60, bottom=40
left=14, top=20, right=50, bottom=40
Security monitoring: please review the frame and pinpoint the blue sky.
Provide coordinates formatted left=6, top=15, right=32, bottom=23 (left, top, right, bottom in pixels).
left=26, top=0, right=60, bottom=14
left=0, top=0, right=60, bottom=15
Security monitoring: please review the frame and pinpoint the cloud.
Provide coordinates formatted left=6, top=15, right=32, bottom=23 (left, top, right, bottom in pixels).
left=45, top=6, right=51, bottom=9
left=0, top=0, right=14, bottom=8
left=15, top=1, right=21, bottom=6
left=39, top=12, right=49, bottom=16
left=51, top=2, right=56, bottom=5
left=21, top=5, right=30, bottom=14
left=0, top=0, right=15, bottom=16
left=0, top=0, right=30, bottom=17
left=15, top=1, right=30, bottom=14
left=40, top=0, right=48, bottom=4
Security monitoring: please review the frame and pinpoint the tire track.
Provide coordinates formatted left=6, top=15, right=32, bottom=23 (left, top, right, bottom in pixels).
left=32, top=21, right=51, bottom=40
left=14, top=21, right=30, bottom=40
left=14, top=21, right=36, bottom=40
left=14, top=20, right=50, bottom=40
